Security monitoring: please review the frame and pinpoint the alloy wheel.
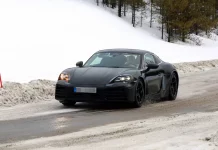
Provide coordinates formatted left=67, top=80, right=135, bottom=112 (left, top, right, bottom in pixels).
left=170, top=74, right=178, bottom=98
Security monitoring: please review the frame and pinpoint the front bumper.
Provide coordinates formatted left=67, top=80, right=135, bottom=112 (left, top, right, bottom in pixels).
left=55, top=80, right=136, bottom=103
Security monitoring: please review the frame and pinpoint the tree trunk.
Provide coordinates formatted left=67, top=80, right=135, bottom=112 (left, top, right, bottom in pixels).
left=167, top=21, right=171, bottom=42
left=141, top=12, right=143, bottom=27
left=106, top=0, right=109, bottom=6
left=150, top=0, right=153, bottom=28
left=111, top=2, right=116, bottom=8
left=124, top=2, right=126, bottom=16
left=140, top=3, right=145, bottom=27
left=182, top=30, right=185, bottom=42
left=132, top=5, right=136, bottom=27
left=103, top=0, right=109, bottom=7
left=160, top=3, right=164, bottom=39
left=161, top=17, right=164, bottom=39
left=118, top=0, right=122, bottom=17
left=195, top=24, right=198, bottom=35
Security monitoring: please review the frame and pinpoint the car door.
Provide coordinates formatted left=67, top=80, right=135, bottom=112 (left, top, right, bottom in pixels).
left=143, top=53, right=162, bottom=95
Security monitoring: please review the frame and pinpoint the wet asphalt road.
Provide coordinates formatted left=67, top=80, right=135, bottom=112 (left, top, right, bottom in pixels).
left=0, top=69, right=218, bottom=144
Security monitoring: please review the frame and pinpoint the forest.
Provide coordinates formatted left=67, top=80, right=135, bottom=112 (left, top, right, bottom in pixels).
left=96, top=0, right=218, bottom=43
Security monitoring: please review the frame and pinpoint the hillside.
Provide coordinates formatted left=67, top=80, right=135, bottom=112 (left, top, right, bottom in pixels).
left=0, top=0, right=218, bottom=83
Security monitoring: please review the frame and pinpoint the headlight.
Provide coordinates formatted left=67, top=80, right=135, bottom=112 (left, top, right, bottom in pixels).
left=58, top=72, right=70, bottom=82
left=113, top=75, right=134, bottom=83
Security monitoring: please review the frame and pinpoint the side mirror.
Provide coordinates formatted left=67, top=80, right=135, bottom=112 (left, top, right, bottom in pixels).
left=76, top=61, right=83, bottom=67
left=147, top=63, right=159, bottom=69
left=141, top=63, right=159, bottom=73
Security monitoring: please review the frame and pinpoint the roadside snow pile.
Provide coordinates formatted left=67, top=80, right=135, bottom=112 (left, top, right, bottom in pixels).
left=174, top=59, right=218, bottom=74
left=0, top=80, right=55, bottom=107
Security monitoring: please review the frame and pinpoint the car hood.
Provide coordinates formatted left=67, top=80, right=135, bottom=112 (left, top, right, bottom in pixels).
left=68, top=67, right=135, bottom=85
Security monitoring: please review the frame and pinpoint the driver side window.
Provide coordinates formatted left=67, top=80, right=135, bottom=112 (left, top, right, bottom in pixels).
left=144, top=53, right=156, bottom=64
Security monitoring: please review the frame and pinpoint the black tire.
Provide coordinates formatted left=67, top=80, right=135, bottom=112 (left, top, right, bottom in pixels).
left=132, top=79, right=145, bottom=108
left=168, top=73, right=178, bottom=100
left=61, top=101, right=76, bottom=107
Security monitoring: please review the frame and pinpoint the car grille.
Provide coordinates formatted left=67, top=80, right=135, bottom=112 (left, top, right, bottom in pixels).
left=104, top=88, right=127, bottom=101
left=55, top=84, right=128, bottom=101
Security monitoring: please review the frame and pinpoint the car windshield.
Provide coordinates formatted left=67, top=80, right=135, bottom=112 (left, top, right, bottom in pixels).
left=83, top=52, right=141, bottom=69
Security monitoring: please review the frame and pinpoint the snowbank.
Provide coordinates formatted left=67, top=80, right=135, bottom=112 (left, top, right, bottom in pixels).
left=0, top=59, right=218, bottom=107
left=0, top=80, right=55, bottom=107
left=0, top=0, right=218, bottom=83
left=174, top=59, right=218, bottom=74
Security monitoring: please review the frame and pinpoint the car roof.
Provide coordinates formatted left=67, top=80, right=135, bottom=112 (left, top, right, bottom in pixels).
left=97, top=48, right=151, bottom=55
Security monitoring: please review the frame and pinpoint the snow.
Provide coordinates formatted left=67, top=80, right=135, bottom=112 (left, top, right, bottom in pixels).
left=174, top=59, right=218, bottom=74
left=0, top=0, right=218, bottom=83
left=210, top=131, right=218, bottom=146
left=0, top=100, right=84, bottom=121
left=1, top=110, right=218, bottom=150
left=0, top=80, right=55, bottom=107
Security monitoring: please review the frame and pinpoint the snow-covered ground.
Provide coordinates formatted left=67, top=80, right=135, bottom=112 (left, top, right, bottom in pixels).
left=1, top=110, right=218, bottom=150
left=0, top=0, right=218, bottom=83
left=1, top=68, right=218, bottom=150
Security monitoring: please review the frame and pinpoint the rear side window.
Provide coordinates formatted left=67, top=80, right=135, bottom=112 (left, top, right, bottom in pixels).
left=153, top=54, right=162, bottom=64
left=144, top=53, right=156, bottom=64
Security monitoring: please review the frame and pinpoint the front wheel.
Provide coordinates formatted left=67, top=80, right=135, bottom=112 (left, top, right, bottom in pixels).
left=132, top=79, right=145, bottom=108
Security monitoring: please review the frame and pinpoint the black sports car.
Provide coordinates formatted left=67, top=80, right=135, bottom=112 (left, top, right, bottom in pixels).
left=55, top=48, right=179, bottom=107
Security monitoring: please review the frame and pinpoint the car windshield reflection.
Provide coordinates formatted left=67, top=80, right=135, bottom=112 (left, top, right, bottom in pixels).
left=84, top=52, right=141, bottom=69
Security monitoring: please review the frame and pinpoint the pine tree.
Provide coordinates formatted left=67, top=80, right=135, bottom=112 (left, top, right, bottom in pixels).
left=96, top=0, right=218, bottom=42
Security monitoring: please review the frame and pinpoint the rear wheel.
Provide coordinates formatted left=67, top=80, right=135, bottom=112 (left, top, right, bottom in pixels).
left=168, top=73, right=178, bottom=100
left=61, top=101, right=76, bottom=107
left=132, top=79, right=145, bottom=108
